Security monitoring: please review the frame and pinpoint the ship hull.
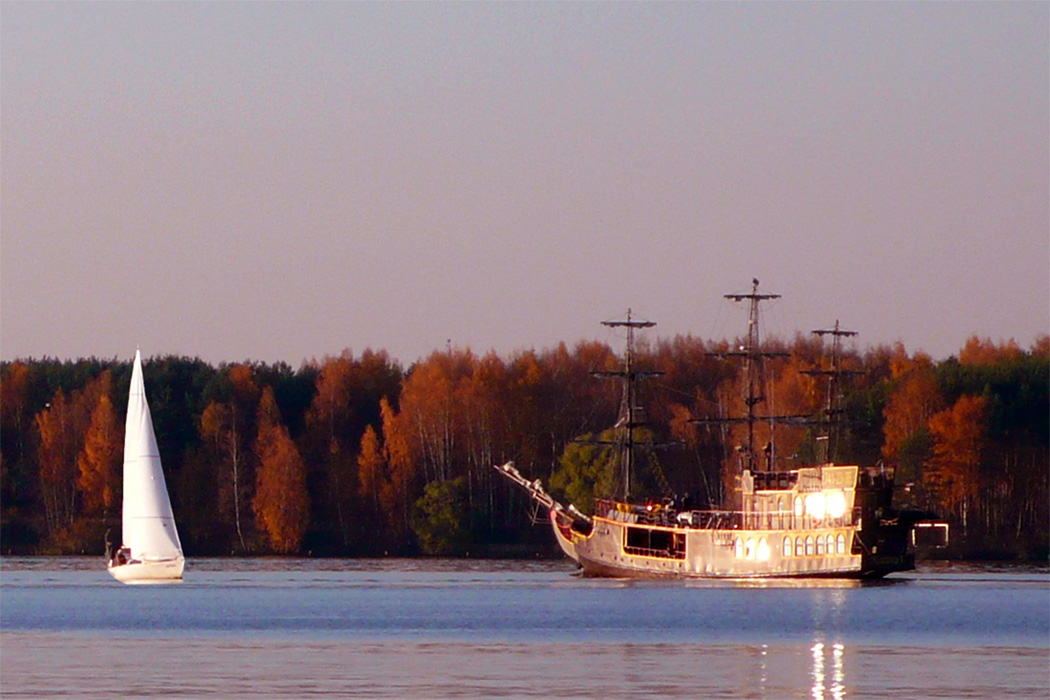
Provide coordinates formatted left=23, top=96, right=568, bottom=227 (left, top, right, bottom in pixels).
left=567, top=517, right=879, bottom=579
left=549, top=510, right=581, bottom=564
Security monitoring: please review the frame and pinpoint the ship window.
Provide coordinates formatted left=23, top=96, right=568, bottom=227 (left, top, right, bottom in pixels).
left=794, top=496, right=804, bottom=517
left=828, top=491, right=847, bottom=520
left=795, top=537, right=804, bottom=557
left=805, top=536, right=815, bottom=556
left=826, top=534, right=835, bottom=554
left=816, top=536, right=825, bottom=555
left=624, top=526, right=685, bottom=560
left=837, top=533, right=846, bottom=554
left=783, top=536, right=792, bottom=557
left=806, top=493, right=825, bottom=522
left=758, top=537, right=770, bottom=561
left=734, top=538, right=744, bottom=559
left=745, top=538, right=755, bottom=560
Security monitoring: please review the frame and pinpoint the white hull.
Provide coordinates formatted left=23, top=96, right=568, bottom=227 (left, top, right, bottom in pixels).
left=110, top=349, right=185, bottom=585
left=569, top=517, right=867, bottom=579
left=549, top=510, right=580, bottom=563
left=107, top=557, right=184, bottom=584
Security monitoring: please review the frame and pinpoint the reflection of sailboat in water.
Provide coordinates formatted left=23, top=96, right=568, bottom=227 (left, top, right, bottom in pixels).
left=107, top=349, right=184, bottom=584
left=496, top=280, right=948, bottom=578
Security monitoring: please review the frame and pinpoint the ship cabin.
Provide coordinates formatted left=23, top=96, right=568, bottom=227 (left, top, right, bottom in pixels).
left=740, top=464, right=860, bottom=533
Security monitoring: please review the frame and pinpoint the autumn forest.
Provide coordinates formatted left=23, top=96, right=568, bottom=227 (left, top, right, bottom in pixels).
left=2, top=333, right=1047, bottom=560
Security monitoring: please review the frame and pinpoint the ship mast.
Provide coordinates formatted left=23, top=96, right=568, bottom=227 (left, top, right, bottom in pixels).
left=693, top=279, right=808, bottom=473
left=592, top=309, right=659, bottom=500
left=722, top=279, right=788, bottom=472
left=804, top=320, right=862, bottom=463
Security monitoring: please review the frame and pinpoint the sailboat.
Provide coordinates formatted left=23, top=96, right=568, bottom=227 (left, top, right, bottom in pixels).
left=107, top=349, right=185, bottom=584
left=496, top=281, right=948, bottom=578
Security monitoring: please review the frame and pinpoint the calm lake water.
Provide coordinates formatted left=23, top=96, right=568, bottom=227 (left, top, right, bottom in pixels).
left=1, top=558, right=1047, bottom=699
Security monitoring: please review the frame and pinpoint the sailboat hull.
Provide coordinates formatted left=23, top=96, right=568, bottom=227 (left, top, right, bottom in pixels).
left=108, top=557, right=184, bottom=584
left=111, top=349, right=185, bottom=584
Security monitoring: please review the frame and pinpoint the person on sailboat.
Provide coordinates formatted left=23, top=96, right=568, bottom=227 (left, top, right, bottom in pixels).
left=112, top=547, right=129, bottom=566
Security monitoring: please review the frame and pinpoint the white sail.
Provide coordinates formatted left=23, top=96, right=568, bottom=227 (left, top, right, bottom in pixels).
left=109, top=349, right=183, bottom=583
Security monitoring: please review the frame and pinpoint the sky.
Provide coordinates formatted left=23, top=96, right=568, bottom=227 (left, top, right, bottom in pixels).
left=2, top=2, right=1047, bottom=368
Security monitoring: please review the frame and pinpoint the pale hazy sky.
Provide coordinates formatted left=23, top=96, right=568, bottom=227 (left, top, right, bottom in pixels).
left=2, top=2, right=1047, bottom=367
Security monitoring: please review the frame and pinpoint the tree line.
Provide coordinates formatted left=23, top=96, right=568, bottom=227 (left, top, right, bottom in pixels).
left=2, top=334, right=1047, bottom=559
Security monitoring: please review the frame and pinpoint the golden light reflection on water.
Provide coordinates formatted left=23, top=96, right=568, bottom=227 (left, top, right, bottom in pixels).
left=810, top=641, right=847, bottom=700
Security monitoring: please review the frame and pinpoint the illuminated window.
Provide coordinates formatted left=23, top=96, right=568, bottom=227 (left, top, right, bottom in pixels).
left=806, top=492, right=825, bottom=522
left=794, top=496, right=804, bottom=517
left=827, top=491, right=847, bottom=520
left=837, top=533, right=847, bottom=554
left=758, top=537, right=770, bottom=561
left=826, top=534, right=835, bottom=554
left=805, top=536, right=815, bottom=556
left=734, top=538, right=744, bottom=559
left=795, top=537, right=804, bottom=557
left=816, top=535, right=825, bottom=555
left=783, top=536, right=792, bottom=557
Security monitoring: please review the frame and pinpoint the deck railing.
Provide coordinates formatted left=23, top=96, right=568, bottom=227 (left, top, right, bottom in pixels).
left=594, top=499, right=855, bottom=532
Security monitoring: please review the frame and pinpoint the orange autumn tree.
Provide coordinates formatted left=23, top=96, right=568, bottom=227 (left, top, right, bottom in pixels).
left=304, top=352, right=360, bottom=547
left=881, top=345, right=944, bottom=490
left=35, top=389, right=79, bottom=539
left=253, top=387, right=309, bottom=553
left=77, top=372, right=120, bottom=517
left=1, top=362, right=32, bottom=499
left=357, top=423, right=385, bottom=513
left=200, top=363, right=259, bottom=552
left=381, top=396, right=417, bottom=544
left=958, top=336, right=1024, bottom=366
left=925, top=394, right=989, bottom=531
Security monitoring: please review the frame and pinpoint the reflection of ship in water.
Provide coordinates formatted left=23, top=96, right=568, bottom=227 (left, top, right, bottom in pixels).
left=495, top=280, right=948, bottom=578
left=810, top=642, right=847, bottom=700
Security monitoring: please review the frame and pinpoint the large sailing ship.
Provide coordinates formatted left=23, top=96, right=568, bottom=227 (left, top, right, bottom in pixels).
left=495, top=281, right=947, bottom=578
